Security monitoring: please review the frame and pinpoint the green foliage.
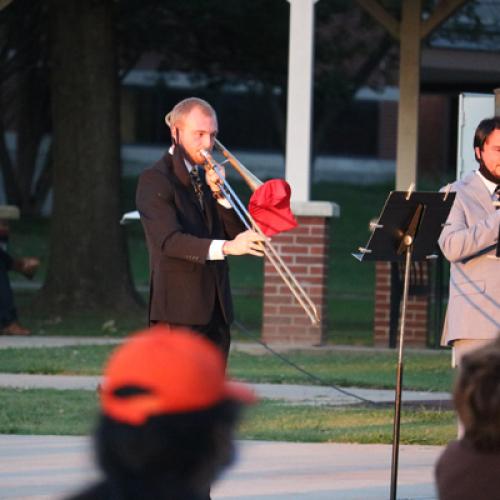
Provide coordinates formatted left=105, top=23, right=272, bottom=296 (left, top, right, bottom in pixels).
left=118, top=0, right=289, bottom=87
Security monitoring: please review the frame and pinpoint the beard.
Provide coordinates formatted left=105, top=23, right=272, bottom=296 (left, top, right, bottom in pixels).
left=478, top=159, right=500, bottom=184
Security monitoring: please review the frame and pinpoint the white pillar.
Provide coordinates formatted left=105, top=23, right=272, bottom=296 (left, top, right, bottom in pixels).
left=285, top=0, right=317, bottom=202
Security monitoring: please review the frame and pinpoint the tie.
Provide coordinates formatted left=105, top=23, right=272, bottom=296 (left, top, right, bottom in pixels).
left=190, top=167, right=204, bottom=209
left=496, top=186, right=500, bottom=257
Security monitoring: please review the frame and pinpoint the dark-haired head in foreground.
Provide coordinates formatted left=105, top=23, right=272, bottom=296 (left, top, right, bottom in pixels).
left=454, top=335, right=500, bottom=452
left=66, top=326, right=256, bottom=500
left=435, top=335, right=500, bottom=500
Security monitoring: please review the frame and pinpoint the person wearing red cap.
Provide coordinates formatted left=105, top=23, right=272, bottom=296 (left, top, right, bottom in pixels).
left=136, top=97, right=265, bottom=360
left=66, top=326, right=256, bottom=500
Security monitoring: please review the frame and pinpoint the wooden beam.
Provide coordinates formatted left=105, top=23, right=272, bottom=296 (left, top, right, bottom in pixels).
left=420, top=0, right=469, bottom=39
left=356, top=0, right=400, bottom=40
left=396, top=0, right=422, bottom=190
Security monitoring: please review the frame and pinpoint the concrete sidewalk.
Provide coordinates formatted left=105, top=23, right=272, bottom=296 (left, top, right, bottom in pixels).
left=0, top=336, right=122, bottom=350
left=0, top=335, right=447, bottom=355
left=0, top=373, right=451, bottom=407
left=0, top=434, right=441, bottom=500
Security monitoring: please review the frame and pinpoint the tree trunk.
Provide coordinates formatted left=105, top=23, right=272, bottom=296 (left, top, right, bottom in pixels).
left=0, top=113, right=21, bottom=204
left=32, top=143, right=52, bottom=214
left=16, top=68, right=49, bottom=214
left=39, top=0, right=141, bottom=312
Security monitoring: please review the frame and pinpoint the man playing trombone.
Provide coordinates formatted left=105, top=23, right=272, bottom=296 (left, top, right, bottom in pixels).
left=136, top=97, right=265, bottom=360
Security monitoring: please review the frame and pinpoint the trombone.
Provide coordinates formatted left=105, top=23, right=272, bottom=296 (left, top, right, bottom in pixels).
left=200, top=139, right=320, bottom=326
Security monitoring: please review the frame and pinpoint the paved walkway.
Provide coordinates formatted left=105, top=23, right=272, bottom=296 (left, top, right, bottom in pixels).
left=0, top=335, right=122, bottom=350
left=0, top=434, right=441, bottom=500
left=0, top=373, right=451, bottom=407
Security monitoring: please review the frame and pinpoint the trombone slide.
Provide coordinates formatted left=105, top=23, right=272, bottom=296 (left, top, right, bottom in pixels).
left=200, top=147, right=320, bottom=326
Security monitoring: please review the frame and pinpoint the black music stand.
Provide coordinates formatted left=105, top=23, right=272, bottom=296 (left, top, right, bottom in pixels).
left=353, top=187, right=455, bottom=500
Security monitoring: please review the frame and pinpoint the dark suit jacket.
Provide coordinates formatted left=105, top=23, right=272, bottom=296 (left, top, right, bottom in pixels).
left=136, top=147, right=244, bottom=325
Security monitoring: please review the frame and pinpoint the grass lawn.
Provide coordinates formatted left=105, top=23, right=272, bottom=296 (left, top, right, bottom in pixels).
left=14, top=291, right=148, bottom=338
left=229, top=349, right=454, bottom=392
left=243, top=400, right=455, bottom=445
left=0, top=388, right=456, bottom=444
left=0, top=344, right=455, bottom=393
left=0, top=388, right=97, bottom=436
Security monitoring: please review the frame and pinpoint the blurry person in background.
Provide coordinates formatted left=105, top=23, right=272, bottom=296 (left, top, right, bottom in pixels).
left=65, top=325, right=256, bottom=500
left=435, top=335, right=500, bottom=500
left=0, top=245, right=39, bottom=336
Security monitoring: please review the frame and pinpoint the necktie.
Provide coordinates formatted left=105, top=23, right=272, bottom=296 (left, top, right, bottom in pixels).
left=496, top=186, right=500, bottom=257
left=190, top=167, right=204, bottom=209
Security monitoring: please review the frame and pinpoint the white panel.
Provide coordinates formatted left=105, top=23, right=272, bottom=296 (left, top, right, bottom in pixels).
left=457, top=93, right=494, bottom=179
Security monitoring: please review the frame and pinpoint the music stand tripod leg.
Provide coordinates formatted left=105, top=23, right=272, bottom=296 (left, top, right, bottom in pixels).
left=390, top=242, right=413, bottom=500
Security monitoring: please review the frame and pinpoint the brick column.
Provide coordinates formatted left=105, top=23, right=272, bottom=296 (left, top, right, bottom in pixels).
left=262, top=201, right=338, bottom=346
left=374, top=261, right=429, bottom=347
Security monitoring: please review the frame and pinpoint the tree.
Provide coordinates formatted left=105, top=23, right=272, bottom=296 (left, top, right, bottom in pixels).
left=0, top=0, right=52, bottom=214
left=37, top=0, right=140, bottom=312
left=313, top=2, right=399, bottom=154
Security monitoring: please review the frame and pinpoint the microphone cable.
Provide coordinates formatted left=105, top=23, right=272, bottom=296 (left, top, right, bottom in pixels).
left=233, top=319, right=377, bottom=406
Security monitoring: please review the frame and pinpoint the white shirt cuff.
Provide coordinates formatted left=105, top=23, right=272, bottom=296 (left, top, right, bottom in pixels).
left=208, top=240, right=226, bottom=260
left=217, top=198, right=232, bottom=209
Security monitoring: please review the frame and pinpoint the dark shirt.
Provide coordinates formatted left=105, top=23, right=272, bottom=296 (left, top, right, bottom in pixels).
left=435, top=439, right=500, bottom=500
left=66, top=480, right=209, bottom=500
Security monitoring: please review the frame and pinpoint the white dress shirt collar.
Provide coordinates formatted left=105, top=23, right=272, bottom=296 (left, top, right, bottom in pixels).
left=476, top=169, right=498, bottom=196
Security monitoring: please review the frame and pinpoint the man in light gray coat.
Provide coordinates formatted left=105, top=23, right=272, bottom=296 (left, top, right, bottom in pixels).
left=439, top=117, right=500, bottom=366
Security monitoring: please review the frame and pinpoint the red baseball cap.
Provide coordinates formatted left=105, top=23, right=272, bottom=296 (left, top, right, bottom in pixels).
left=100, top=326, right=257, bottom=425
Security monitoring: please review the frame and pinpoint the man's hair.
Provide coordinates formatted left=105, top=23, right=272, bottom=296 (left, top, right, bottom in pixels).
left=167, top=97, right=217, bottom=129
left=454, top=335, right=500, bottom=451
left=94, top=399, right=242, bottom=497
left=473, top=116, right=500, bottom=162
